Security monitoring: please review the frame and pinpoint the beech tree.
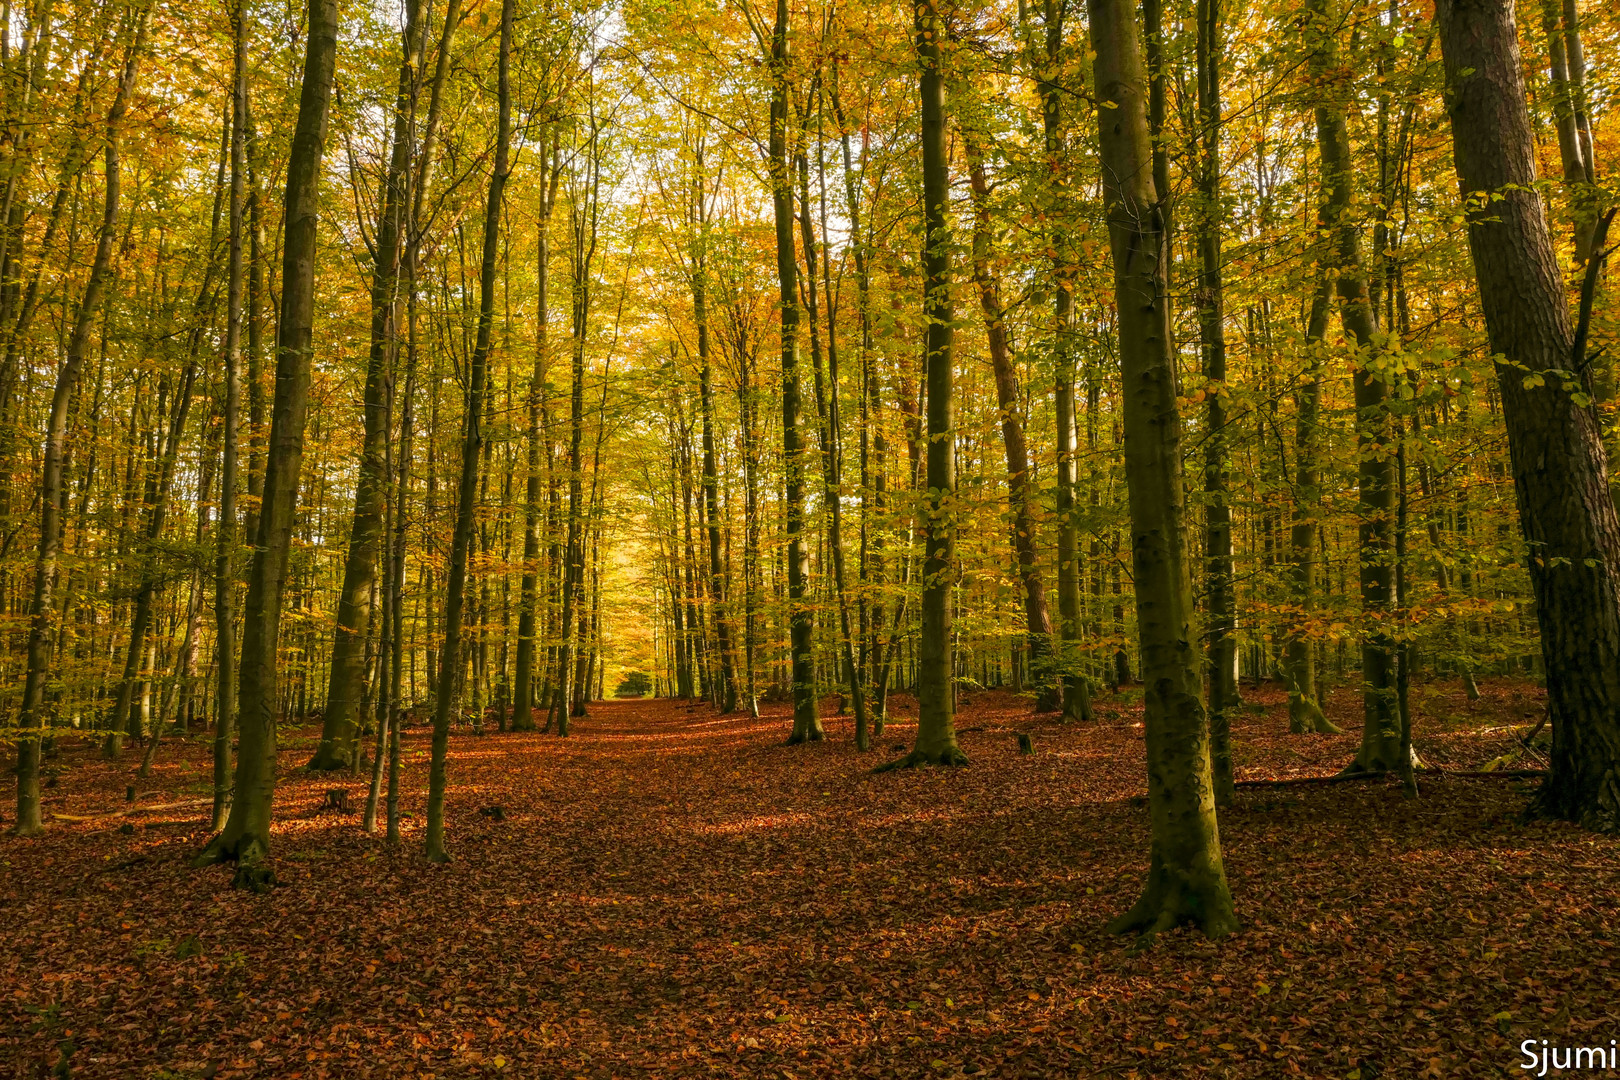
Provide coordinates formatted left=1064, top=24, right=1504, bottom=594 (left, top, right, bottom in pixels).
left=193, top=0, right=338, bottom=888
left=1088, top=0, right=1235, bottom=938
left=1436, top=0, right=1620, bottom=831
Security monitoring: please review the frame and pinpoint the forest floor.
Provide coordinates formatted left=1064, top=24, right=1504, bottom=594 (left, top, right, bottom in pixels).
left=4, top=676, right=1617, bottom=1079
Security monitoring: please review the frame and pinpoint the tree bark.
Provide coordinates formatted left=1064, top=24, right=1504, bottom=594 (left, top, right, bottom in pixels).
left=211, top=0, right=249, bottom=831
left=802, top=103, right=870, bottom=746
left=552, top=109, right=600, bottom=736
left=889, top=0, right=964, bottom=769
left=965, top=140, right=1060, bottom=715
left=769, top=0, right=821, bottom=744
left=192, top=0, right=337, bottom=889
left=692, top=150, right=740, bottom=714
left=1305, top=0, right=1404, bottom=774
left=1285, top=280, right=1342, bottom=734
left=1195, top=0, right=1234, bottom=804
left=1036, top=0, right=1091, bottom=722
left=426, top=0, right=511, bottom=861
left=1436, top=0, right=1620, bottom=832
left=309, top=0, right=429, bottom=771
left=1088, top=0, right=1235, bottom=938
left=515, top=138, right=560, bottom=732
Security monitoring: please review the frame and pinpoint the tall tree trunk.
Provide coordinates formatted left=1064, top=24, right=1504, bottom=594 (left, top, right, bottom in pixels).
left=964, top=140, right=1060, bottom=715
left=769, top=0, right=821, bottom=744
left=1196, top=0, right=1234, bottom=804
left=831, top=84, right=886, bottom=733
left=1538, top=0, right=1597, bottom=262
left=192, top=0, right=337, bottom=889
left=212, top=0, right=249, bottom=831
left=692, top=153, right=739, bottom=714
left=889, top=0, right=964, bottom=769
left=309, top=0, right=429, bottom=771
left=1036, top=0, right=1090, bottom=721
left=1305, top=0, right=1403, bottom=775
left=244, top=95, right=267, bottom=541
left=1436, top=0, right=1620, bottom=832
left=1285, top=280, right=1342, bottom=734
left=552, top=109, right=599, bottom=736
left=106, top=355, right=199, bottom=757
left=515, top=139, right=560, bottom=732
left=12, top=7, right=147, bottom=837
left=426, top=0, right=510, bottom=861
left=797, top=114, right=868, bottom=745
left=1088, top=0, right=1235, bottom=938
left=736, top=339, right=763, bottom=717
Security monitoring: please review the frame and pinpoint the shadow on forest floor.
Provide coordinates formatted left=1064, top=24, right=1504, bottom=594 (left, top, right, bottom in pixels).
left=4, top=676, right=1612, bottom=1079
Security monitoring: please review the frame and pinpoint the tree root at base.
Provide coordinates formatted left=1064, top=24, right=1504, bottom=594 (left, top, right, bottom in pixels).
left=873, top=745, right=969, bottom=772
left=1288, top=696, right=1341, bottom=734
left=192, top=834, right=278, bottom=893
left=1108, top=875, right=1237, bottom=946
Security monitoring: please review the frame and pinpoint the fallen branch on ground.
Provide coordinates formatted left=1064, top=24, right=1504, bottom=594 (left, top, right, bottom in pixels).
left=1235, top=768, right=1546, bottom=788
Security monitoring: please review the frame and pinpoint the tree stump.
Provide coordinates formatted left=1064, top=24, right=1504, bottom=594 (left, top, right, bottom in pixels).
left=1017, top=733, right=1034, bottom=755
left=479, top=805, right=506, bottom=822
left=321, top=789, right=351, bottom=813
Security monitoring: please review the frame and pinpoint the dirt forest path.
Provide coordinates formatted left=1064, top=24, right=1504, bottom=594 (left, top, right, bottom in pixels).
left=4, top=682, right=1618, bottom=1079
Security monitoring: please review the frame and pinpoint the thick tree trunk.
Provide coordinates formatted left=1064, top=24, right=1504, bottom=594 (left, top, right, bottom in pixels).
left=1436, top=0, right=1620, bottom=831
left=1088, top=0, right=1235, bottom=938
left=193, top=0, right=337, bottom=889
left=12, top=10, right=147, bottom=837
left=426, top=0, right=511, bottom=861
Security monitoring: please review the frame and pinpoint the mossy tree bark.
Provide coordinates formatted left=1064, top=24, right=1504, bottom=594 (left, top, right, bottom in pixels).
left=1436, top=0, right=1620, bottom=832
left=425, top=0, right=511, bottom=862
left=1088, top=0, right=1236, bottom=938
left=194, top=0, right=336, bottom=889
